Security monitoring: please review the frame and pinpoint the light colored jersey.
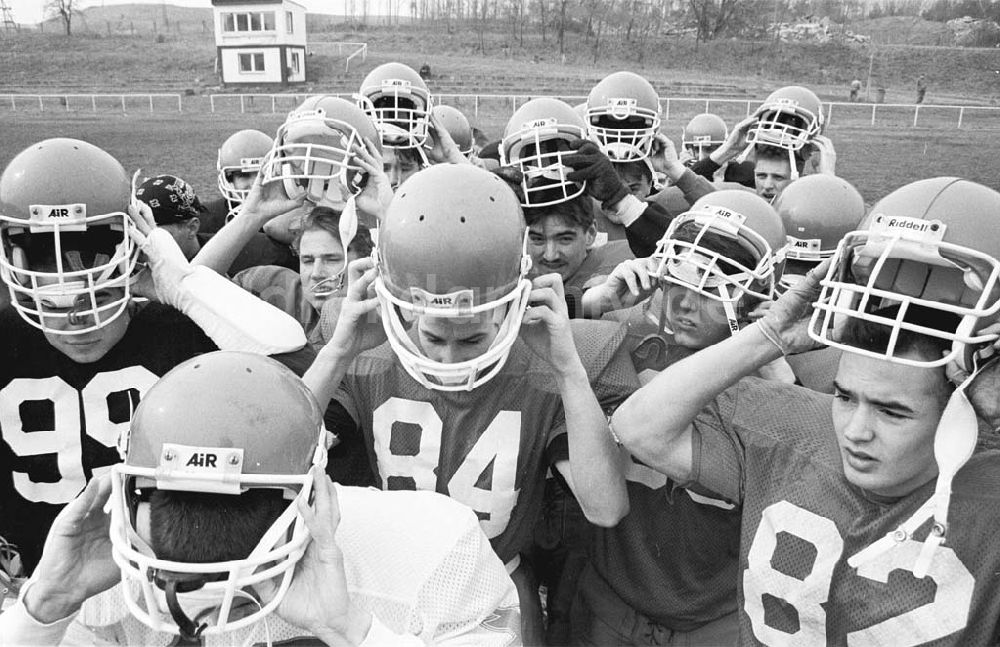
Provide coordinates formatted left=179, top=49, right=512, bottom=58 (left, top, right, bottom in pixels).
left=0, top=486, right=521, bottom=647
left=693, top=377, right=1000, bottom=645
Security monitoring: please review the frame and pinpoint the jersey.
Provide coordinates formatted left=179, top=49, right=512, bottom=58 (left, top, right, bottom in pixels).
left=0, top=486, right=521, bottom=647
left=564, top=240, right=634, bottom=318
left=588, top=299, right=740, bottom=630
left=0, top=304, right=215, bottom=575
left=692, top=377, right=1000, bottom=646
left=335, top=319, right=638, bottom=565
left=785, top=346, right=842, bottom=394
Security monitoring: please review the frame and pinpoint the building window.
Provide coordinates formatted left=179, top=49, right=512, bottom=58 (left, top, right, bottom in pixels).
left=239, top=52, right=266, bottom=73
left=222, top=11, right=276, bottom=33
left=286, top=11, right=294, bottom=34
left=290, top=51, right=301, bottom=75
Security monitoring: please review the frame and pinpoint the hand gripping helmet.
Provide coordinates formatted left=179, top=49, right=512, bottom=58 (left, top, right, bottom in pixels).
left=109, top=351, right=326, bottom=642
left=217, top=129, right=274, bottom=206
left=375, top=164, right=532, bottom=391
left=746, top=85, right=824, bottom=152
left=431, top=104, right=474, bottom=158
left=585, top=71, right=661, bottom=162
left=261, top=95, right=381, bottom=208
left=499, top=97, right=589, bottom=208
left=775, top=174, right=866, bottom=292
left=682, top=113, right=728, bottom=157
left=809, top=177, right=1000, bottom=369
left=358, top=62, right=433, bottom=148
left=651, top=190, right=787, bottom=334
left=0, top=138, right=140, bottom=335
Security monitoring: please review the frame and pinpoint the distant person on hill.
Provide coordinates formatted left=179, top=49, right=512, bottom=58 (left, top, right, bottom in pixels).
left=916, top=74, right=927, bottom=104
left=419, top=61, right=432, bottom=79
left=849, top=79, right=862, bottom=102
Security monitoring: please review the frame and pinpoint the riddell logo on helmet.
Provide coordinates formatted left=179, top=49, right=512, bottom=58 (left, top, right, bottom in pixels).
left=873, top=214, right=946, bottom=241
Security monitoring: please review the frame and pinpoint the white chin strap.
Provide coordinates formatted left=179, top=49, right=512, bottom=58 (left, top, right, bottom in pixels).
left=847, top=366, right=981, bottom=579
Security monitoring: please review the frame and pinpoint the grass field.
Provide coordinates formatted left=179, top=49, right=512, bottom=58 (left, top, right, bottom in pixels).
left=3, top=111, right=998, bottom=206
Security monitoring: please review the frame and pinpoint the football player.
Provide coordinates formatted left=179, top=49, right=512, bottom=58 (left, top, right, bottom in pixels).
left=303, top=164, right=639, bottom=644
left=681, top=112, right=755, bottom=188
left=613, top=177, right=1000, bottom=644
left=0, top=351, right=522, bottom=645
left=195, top=95, right=392, bottom=348
left=0, top=138, right=311, bottom=588
left=202, top=128, right=275, bottom=233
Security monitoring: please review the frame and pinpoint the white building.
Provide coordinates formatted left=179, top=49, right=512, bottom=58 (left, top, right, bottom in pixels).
left=212, top=0, right=307, bottom=86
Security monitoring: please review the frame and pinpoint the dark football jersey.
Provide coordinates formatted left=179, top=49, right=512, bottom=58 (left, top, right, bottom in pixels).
left=591, top=298, right=741, bottom=630
left=693, top=377, right=1000, bottom=646
left=563, top=241, right=634, bottom=319
left=0, top=304, right=215, bottom=573
left=335, top=319, right=637, bottom=564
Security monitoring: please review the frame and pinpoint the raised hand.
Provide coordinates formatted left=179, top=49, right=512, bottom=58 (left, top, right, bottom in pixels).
left=353, top=137, right=394, bottom=223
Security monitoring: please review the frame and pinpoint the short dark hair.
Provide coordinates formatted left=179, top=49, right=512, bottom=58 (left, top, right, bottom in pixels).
left=294, top=205, right=374, bottom=257
left=754, top=145, right=805, bottom=175
left=149, top=489, right=289, bottom=563
left=524, top=193, right=595, bottom=230
left=839, top=304, right=958, bottom=363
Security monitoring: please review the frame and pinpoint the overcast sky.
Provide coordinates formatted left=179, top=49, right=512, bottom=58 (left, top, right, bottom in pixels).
left=6, top=1, right=368, bottom=25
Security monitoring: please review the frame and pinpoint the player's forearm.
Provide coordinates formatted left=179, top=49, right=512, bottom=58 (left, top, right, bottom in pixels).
left=303, top=343, right=357, bottom=412
left=557, top=365, right=629, bottom=527
left=0, top=584, right=77, bottom=646
left=614, top=323, right=780, bottom=468
left=191, top=206, right=271, bottom=275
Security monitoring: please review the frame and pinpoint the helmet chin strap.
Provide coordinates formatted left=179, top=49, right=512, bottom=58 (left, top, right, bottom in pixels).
left=155, top=571, right=211, bottom=644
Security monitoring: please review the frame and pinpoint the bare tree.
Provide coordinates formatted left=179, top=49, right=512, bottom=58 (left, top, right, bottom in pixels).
left=45, top=0, right=76, bottom=36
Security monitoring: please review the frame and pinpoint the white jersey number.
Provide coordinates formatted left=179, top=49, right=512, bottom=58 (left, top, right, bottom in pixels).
left=372, top=397, right=521, bottom=539
left=744, top=501, right=975, bottom=647
left=0, top=368, right=158, bottom=504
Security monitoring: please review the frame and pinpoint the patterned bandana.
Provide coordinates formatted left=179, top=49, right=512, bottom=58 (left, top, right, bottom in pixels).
left=135, top=174, right=206, bottom=225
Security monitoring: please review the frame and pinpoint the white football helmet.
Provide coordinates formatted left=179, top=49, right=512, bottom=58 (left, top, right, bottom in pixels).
left=217, top=129, right=274, bottom=208
left=109, top=352, right=326, bottom=641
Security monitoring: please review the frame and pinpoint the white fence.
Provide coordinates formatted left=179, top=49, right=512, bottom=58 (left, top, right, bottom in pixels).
left=0, top=93, right=182, bottom=113
left=2, top=91, right=999, bottom=130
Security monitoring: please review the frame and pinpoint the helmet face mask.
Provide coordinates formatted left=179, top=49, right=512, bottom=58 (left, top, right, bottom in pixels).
left=358, top=63, right=432, bottom=148
left=500, top=99, right=589, bottom=207
left=746, top=86, right=824, bottom=152
left=809, top=178, right=1000, bottom=369
left=0, top=139, right=140, bottom=336
left=109, top=352, right=326, bottom=640
left=261, top=97, right=379, bottom=208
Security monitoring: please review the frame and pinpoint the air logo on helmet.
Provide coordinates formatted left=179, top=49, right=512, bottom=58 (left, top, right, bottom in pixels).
left=788, top=236, right=821, bottom=251
left=772, top=97, right=800, bottom=107
left=696, top=205, right=746, bottom=236
left=693, top=135, right=713, bottom=143
left=28, top=204, right=88, bottom=231
left=607, top=98, right=637, bottom=120
left=871, top=214, right=947, bottom=243
left=382, top=79, right=412, bottom=91
left=239, top=157, right=263, bottom=171
left=524, top=118, right=557, bottom=131
left=410, top=287, right=475, bottom=314
left=157, top=443, right=244, bottom=495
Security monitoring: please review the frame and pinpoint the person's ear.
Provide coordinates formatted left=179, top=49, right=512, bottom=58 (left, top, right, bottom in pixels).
left=187, top=217, right=201, bottom=237
left=585, top=222, right=597, bottom=247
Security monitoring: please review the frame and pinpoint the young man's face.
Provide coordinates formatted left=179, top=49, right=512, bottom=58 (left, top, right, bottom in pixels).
left=383, top=148, right=421, bottom=191
left=660, top=284, right=735, bottom=350
left=754, top=157, right=793, bottom=203
left=527, top=214, right=596, bottom=282
left=617, top=161, right=652, bottom=199
left=416, top=313, right=500, bottom=365
left=39, top=287, right=132, bottom=364
left=298, top=228, right=352, bottom=311
left=831, top=351, right=951, bottom=498
left=229, top=171, right=256, bottom=193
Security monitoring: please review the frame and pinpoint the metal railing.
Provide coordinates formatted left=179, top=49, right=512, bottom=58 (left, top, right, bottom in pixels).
left=0, top=93, right=183, bottom=113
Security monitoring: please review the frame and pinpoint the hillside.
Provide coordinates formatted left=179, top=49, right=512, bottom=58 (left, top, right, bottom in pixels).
left=4, top=3, right=998, bottom=105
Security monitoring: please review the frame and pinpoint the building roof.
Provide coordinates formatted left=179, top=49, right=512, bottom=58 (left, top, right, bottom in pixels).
left=211, top=0, right=306, bottom=8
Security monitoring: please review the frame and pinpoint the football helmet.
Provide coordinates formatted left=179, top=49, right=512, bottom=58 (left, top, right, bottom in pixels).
left=585, top=71, right=661, bottom=163
left=0, top=138, right=140, bottom=335
left=775, top=174, right=866, bottom=291
left=261, top=95, right=380, bottom=208
left=682, top=113, right=728, bottom=157
left=217, top=129, right=273, bottom=207
left=109, top=351, right=326, bottom=641
left=809, top=177, right=1000, bottom=368
left=375, top=164, right=532, bottom=391
left=431, top=104, right=474, bottom=158
left=651, top=190, right=787, bottom=332
left=499, top=97, right=589, bottom=207
left=746, top=85, right=824, bottom=152
left=358, top=62, right=433, bottom=148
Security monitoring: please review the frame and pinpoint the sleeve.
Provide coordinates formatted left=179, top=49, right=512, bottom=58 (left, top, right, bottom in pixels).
left=687, top=156, right=722, bottom=181
left=671, top=167, right=716, bottom=205
left=623, top=200, right=672, bottom=258
left=412, top=514, right=522, bottom=647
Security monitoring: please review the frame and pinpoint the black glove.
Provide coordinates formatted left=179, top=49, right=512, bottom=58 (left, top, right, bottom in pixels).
left=564, top=140, right=630, bottom=208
